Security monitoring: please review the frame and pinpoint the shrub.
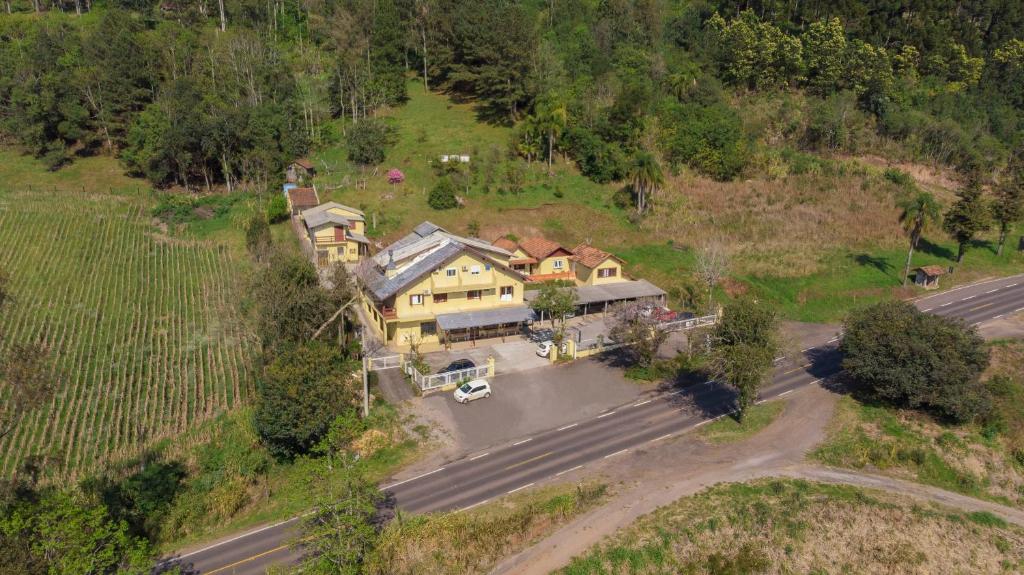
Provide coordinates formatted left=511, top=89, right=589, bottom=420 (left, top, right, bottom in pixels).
left=346, top=119, right=396, bottom=166
left=659, top=101, right=748, bottom=181
left=563, top=126, right=629, bottom=183
left=428, top=177, right=459, bottom=210
left=266, top=194, right=289, bottom=224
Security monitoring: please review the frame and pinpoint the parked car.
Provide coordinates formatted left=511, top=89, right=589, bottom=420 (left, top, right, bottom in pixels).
left=453, top=379, right=491, bottom=404
left=440, top=358, right=476, bottom=374
left=536, top=340, right=568, bottom=358
left=652, top=307, right=678, bottom=322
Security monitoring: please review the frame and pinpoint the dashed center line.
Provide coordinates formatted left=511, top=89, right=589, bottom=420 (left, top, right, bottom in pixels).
left=597, top=411, right=616, bottom=418
left=504, top=451, right=553, bottom=471
left=557, top=423, right=578, bottom=431
left=512, top=438, right=532, bottom=446
left=970, top=302, right=994, bottom=311
left=986, top=289, right=1000, bottom=294
left=940, top=302, right=953, bottom=307
left=961, top=295, right=976, bottom=301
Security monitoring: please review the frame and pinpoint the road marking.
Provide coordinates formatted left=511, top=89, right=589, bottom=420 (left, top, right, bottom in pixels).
left=633, top=399, right=652, bottom=407
left=604, top=448, right=629, bottom=459
left=162, top=515, right=302, bottom=563
left=513, top=438, right=532, bottom=446
left=922, top=308, right=933, bottom=312
left=507, top=482, right=535, bottom=494
left=205, top=543, right=292, bottom=575
left=556, top=465, right=584, bottom=477
left=961, top=295, right=976, bottom=300
left=986, top=288, right=1000, bottom=294
left=1017, top=307, right=1024, bottom=313
left=827, top=337, right=839, bottom=343
left=970, top=302, right=994, bottom=311
left=382, top=467, right=446, bottom=490
left=774, top=356, right=785, bottom=362
left=597, top=411, right=616, bottom=418
left=801, top=346, right=814, bottom=352
left=692, top=419, right=711, bottom=428
left=470, top=452, right=489, bottom=461
left=940, top=302, right=953, bottom=307
left=779, top=389, right=794, bottom=397
left=457, top=499, right=490, bottom=513
left=1007, top=283, right=1018, bottom=288
left=557, top=423, right=578, bottom=431
left=994, top=314, right=1004, bottom=319
left=755, top=399, right=765, bottom=405
left=650, top=433, right=674, bottom=442
left=504, top=451, right=553, bottom=471
left=782, top=364, right=810, bottom=375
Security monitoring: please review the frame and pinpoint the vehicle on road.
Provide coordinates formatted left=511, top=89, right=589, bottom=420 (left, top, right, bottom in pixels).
left=454, top=379, right=491, bottom=403
left=440, top=358, right=476, bottom=373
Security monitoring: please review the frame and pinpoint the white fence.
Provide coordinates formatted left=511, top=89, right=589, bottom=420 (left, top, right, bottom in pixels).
left=661, top=314, right=718, bottom=332
left=367, top=354, right=402, bottom=370
left=405, top=363, right=491, bottom=393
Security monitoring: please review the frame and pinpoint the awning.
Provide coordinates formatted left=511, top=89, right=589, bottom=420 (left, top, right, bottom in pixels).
left=524, top=279, right=667, bottom=306
left=435, top=306, right=536, bottom=331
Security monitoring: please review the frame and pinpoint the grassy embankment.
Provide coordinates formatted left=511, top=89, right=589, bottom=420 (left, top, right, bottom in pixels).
left=698, top=401, right=786, bottom=445
left=813, top=340, right=1024, bottom=508
left=313, top=80, right=1024, bottom=323
left=559, top=479, right=1024, bottom=574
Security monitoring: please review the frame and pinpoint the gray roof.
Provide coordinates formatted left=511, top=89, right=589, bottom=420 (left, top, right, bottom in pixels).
left=386, top=221, right=448, bottom=254
left=524, top=280, right=666, bottom=306
left=304, top=210, right=350, bottom=230
left=303, top=201, right=365, bottom=219
left=363, top=241, right=464, bottom=301
left=436, top=306, right=536, bottom=331
left=347, top=231, right=369, bottom=244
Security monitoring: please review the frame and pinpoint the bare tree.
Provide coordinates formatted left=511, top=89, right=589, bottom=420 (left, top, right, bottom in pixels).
left=696, top=241, right=729, bottom=311
left=606, top=301, right=670, bottom=368
left=218, top=0, right=226, bottom=31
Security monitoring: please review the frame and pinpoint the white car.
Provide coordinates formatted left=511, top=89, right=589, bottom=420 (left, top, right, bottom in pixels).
left=536, top=340, right=568, bottom=358
left=454, top=379, right=491, bottom=404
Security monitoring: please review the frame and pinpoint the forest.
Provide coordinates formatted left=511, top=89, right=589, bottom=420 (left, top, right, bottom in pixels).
left=1, top=0, right=1022, bottom=193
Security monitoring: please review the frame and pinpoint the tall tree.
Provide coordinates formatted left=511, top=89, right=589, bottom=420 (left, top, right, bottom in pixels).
left=529, top=282, right=577, bottom=339
left=942, top=179, right=991, bottom=263
left=993, top=152, right=1024, bottom=256
left=533, top=94, right=567, bottom=174
left=628, top=151, right=664, bottom=215
left=710, top=298, right=780, bottom=421
left=696, top=241, right=729, bottom=309
left=898, top=190, right=941, bottom=285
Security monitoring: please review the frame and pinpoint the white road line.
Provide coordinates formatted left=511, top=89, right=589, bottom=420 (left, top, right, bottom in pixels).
left=557, top=423, right=578, bottom=431
left=1016, top=307, right=1024, bottom=313
left=457, top=499, right=490, bottom=513
left=1007, top=283, right=1018, bottom=288
left=774, top=356, right=785, bottom=362
left=994, top=314, right=1004, bottom=319
left=779, top=389, right=794, bottom=397
left=556, top=465, right=584, bottom=477
left=962, top=295, right=976, bottom=300
left=633, top=399, right=652, bottom=407
left=940, top=302, right=953, bottom=307
left=597, top=411, right=616, bottom=418
left=827, top=337, right=839, bottom=343
left=755, top=399, right=765, bottom=405
left=381, top=467, right=446, bottom=490
left=507, top=483, right=535, bottom=494
left=922, top=308, right=933, bottom=312
left=692, top=419, right=711, bottom=428
left=650, top=433, right=674, bottom=442
left=512, top=438, right=532, bottom=446
left=604, top=448, right=629, bottom=459
left=986, top=289, right=1000, bottom=294
left=163, top=516, right=303, bottom=562
left=470, top=453, right=489, bottom=461
left=801, top=346, right=813, bottom=352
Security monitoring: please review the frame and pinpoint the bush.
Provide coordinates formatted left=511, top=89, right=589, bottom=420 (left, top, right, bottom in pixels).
left=346, top=118, right=396, bottom=166
left=428, top=177, right=459, bottom=210
left=841, top=301, right=991, bottom=423
left=266, top=194, right=289, bottom=224
left=563, top=126, right=629, bottom=183
left=659, top=101, right=748, bottom=180
left=801, top=91, right=875, bottom=153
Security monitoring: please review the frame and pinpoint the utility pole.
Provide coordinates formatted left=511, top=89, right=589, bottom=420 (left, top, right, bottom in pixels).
left=360, top=325, right=369, bottom=418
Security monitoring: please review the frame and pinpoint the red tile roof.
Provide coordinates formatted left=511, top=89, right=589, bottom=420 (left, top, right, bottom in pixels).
left=526, top=271, right=576, bottom=283
left=518, top=237, right=571, bottom=260
left=492, top=237, right=518, bottom=252
left=917, top=265, right=947, bottom=276
left=287, top=187, right=319, bottom=208
left=572, top=244, right=622, bottom=269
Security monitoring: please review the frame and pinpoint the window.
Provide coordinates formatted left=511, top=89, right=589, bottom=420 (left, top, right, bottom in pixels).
left=350, top=248, right=357, bottom=254
left=467, top=290, right=481, bottom=300
left=500, top=286, right=513, bottom=302
left=470, top=265, right=481, bottom=275
left=553, top=259, right=564, bottom=269
left=409, top=294, right=424, bottom=306
left=446, top=268, right=457, bottom=277
left=433, top=293, right=448, bottom=304
left=598, top=267, right=618, bottom=278
left=485, top=263, right=492, bottom=271
left=421, top=321, right=436, bottom=336
left=336, top=247, right=345, bottom=255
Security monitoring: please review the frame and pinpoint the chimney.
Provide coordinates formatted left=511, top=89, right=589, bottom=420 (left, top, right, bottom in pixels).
left=385, top=250, right=398, bottom=279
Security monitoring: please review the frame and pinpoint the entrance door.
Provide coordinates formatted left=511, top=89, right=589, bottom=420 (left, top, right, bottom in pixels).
left=316, top=250, right=329, bottom=267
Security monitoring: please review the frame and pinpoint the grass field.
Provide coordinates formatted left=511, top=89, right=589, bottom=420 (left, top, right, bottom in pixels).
left=560, top=479, right=1024, bottom=574
left=0, top=154, right=258, bottom=480
left=698, top=401, right=785, bottom=444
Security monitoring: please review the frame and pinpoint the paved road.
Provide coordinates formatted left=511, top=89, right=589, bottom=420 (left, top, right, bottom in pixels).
left=162, top=273, right=1024, bottom=574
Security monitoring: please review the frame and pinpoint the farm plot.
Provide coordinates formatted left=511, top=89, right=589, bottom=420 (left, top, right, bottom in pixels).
left=0, top=188, right=256, bottom=480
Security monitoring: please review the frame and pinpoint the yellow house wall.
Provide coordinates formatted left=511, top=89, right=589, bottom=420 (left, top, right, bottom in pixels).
left=311, top=225, right=361, bottom=263
left=576, top=258, right=625, bottom=286
left=323, top=207, right=365, bottom=235
left=534, top=253, right=571, bottom=275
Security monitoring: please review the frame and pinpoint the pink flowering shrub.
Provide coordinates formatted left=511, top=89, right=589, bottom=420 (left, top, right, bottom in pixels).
left=387, top=169, right=405, bottom=185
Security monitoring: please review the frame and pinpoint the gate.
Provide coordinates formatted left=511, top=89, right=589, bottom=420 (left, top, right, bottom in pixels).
left=405, top=363, right=493, bottom=393
left=367, top=354, right=402, bottom=370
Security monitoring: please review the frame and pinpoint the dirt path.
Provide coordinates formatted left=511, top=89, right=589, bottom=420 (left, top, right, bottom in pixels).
left=490, top=384, right=1024, bottom=575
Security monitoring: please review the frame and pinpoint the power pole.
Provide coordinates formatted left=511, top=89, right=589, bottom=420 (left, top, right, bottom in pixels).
left=360, top=325, right=369, bottom=418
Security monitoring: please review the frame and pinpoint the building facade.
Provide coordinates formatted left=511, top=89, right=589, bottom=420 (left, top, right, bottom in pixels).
left=303, top=202, right=370, bottom=266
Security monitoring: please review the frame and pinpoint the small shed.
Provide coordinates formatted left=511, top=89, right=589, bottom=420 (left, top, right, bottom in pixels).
left=914, top=265, right=947, bottom=290
left=286, top=159, right=316, bottom=183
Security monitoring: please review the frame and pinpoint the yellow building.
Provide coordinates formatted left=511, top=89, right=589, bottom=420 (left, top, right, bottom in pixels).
left=360, top=222, right=533, bottom=347
left=571, top=244, right=627, bottom=285
left=303, top=202, right=370, bottom=266
left=493, top=237, right=576, bottom=283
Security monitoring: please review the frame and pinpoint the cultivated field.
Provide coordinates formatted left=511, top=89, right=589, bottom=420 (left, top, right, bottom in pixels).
left=0, top=187, right=256, bottom=480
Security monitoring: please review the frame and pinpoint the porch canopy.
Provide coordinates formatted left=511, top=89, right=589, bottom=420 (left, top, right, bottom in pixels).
left=435, top=306, right=537, bottom=331
left=525, top=279, right=667, bottom=308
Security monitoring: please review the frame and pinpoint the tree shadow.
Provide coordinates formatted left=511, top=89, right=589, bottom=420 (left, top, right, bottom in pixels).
left=917, top=238, right=955, bottom=260
left=969, top=237, right=997, bottom=255
left=851, top=253, right=897, bottom=282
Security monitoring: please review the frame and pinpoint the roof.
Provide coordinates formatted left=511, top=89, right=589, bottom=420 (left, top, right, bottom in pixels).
left=375, top=222, right=511, bottom=268
left=347, top=231, right=369, bottom=244
left=287, top=187, right=319, bottom=208
left=916, top=265, right=947, bottom=276
left=436, top=306, right=536, bottom=331
left=385, top=221, right=449, bottom=254
left=292, top=158, right=315, bottom=170
left=572, top=244, right=622, bottom=269
left=364, top=241, right=465, bottom=301
left=518, top=237, right=571, bottom=260
left=492, top=237, right=519, bottom=252
left=524, top=279, right=666, bottom=307
left=509, top=257, right=538, bottom=266
left=303, top=201, right=365, bottom=220
left=304, top=210, right=350, bottom=230
left=526, top=271, right=576, bottom=282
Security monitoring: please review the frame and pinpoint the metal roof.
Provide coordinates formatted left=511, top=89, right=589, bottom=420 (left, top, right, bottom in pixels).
left=363, top=242, right=464, bottom=301
left=303, top=201, right=365, bottom=220
left=304, top=210, right=350, bottom=230
left=524, top=280, right=666, bottom=306
left=347, top=232, right=369, bottom=244
left=436, top=306, right=536, bottom=331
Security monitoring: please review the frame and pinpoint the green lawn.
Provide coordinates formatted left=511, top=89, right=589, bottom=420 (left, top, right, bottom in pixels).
left=698, top=401, right=785, bottom=444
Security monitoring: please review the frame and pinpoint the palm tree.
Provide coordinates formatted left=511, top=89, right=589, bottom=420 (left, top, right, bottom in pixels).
left=898, top=190, right=941, bottom=286
left=629, top=151, right=664, bottom=215
left=534, top=97, right=567, bottom=174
